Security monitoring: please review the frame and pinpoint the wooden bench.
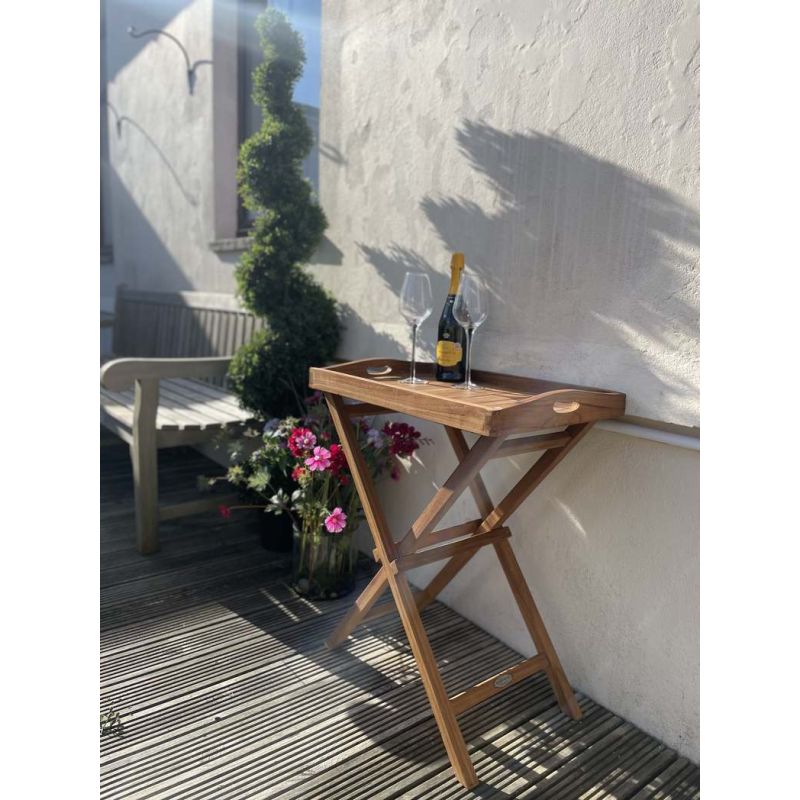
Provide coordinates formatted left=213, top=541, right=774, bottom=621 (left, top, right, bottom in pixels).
left=101, top=288, right=263, bottom=554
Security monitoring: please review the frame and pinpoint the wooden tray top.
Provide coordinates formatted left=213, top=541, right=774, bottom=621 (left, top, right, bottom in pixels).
left=309, top=359, right=626, bottom=436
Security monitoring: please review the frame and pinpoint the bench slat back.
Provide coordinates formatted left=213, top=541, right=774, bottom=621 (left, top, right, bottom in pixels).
left=112, top=288, right=265, bottom=385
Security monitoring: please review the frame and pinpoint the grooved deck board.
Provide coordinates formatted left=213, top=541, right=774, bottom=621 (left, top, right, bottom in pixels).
left=100, top=443, right=699, bottom=799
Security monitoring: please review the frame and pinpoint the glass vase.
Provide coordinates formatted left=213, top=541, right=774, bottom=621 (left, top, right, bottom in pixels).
left=291, top=520, right=357, bottom=600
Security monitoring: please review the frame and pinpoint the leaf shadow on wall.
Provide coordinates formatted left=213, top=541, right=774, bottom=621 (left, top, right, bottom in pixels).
left=355, top=243, right=448, bottom=358
left=338, top=301, right=408, bottom=359
left=360, top=121, right=699, bottom=419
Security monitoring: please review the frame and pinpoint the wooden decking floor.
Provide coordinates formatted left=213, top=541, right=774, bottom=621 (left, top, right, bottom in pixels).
left=101, top=443, right=700, bottom=799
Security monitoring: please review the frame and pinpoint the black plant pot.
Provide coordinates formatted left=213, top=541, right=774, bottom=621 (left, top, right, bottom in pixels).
left=259, top=511, right=294, bottom=553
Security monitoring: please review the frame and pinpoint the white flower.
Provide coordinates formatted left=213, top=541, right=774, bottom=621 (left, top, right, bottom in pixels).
left=366, top=428, right=384, bottom=448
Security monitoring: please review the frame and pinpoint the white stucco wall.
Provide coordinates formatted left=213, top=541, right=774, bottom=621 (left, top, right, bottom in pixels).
left=314, top=0, right=699, bottom=761
left=313, top=0, right=699, bottom=427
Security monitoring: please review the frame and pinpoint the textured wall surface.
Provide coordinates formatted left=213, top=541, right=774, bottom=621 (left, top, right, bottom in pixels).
left=317, top=0, right=699, bottom=761
left=313, top=0, right=699, bottom=426
left=104, top=0, right=240, bottom=298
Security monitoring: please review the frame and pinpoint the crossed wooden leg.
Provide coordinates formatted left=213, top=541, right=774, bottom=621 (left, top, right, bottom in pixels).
left=324, top=391, right=591, bottom=788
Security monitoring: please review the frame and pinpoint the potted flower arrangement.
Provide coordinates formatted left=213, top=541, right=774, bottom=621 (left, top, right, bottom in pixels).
left=217, top=393, right=429, bottom=600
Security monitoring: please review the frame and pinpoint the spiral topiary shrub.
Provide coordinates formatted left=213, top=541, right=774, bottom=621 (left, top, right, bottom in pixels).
left=229, top=8, right=340, bottom=419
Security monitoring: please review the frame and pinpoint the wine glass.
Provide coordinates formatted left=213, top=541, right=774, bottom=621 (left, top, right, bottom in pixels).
left=453, top=274, right=488, bottom=389
left=399, top=272, right=433, bottom=384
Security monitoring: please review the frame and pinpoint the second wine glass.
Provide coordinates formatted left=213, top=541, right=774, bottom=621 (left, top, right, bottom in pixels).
left=399, top=272, right=433, bottom=384
left=452, top=274, right=488, bottom=389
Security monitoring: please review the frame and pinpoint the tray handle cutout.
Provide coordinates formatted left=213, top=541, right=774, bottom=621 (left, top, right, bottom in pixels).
left=366, top=364, right=393, bottom=377
left=553, top=400, right=580, bottom=414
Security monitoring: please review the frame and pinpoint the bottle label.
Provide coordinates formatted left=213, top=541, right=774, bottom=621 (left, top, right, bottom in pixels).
left=436, top=340, right=463, bottom=367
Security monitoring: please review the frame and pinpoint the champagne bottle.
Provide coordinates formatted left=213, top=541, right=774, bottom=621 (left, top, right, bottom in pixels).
left=435, top=252, right=467, bottom=382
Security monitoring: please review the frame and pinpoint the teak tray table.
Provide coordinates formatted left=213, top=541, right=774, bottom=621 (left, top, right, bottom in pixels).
left=309, top=358, right=626, bottom=788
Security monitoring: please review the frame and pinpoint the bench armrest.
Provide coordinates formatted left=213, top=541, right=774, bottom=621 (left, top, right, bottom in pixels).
left=101, top=356, right=233, bottom=391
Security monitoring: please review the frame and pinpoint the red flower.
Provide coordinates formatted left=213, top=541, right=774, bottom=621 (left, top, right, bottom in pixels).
left=291, top=465, right=307, bottom=482
left=383, top=421, right=422, bottom=457
left=328, top=443, right=348, bottom=476
left=218, top=504, right=232, bottom=519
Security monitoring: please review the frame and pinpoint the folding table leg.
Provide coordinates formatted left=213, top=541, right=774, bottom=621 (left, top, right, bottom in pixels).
left=410, top=427, right=496, bottom=609
left=324, top=392, right=478, bottom=787
left=325, top=566, right=389, bottom=649
left=386, top=570, right=478, bottom=788
left=424, top=425, right=590, bottom=719
left=324, top=393, right=397, bottom=648
left=323, top=393, right=589, bottom=784
left=325, top=426, right=503, bottom=648
left=419, top=423, right=593, bottom=608
left=493, top=538, right=582, bottom=719
left=444, top=427, right=494, bottom=517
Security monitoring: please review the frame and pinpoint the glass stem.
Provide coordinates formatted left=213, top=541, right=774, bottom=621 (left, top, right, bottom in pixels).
left=410, top=323, right=418, bottom=381
left=465, top=328, right=474, bottom=386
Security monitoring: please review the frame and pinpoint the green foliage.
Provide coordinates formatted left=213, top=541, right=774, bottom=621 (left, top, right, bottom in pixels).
left=230, top=8, right=340, bottom=419
left=221, top=419, right=297, bottom=510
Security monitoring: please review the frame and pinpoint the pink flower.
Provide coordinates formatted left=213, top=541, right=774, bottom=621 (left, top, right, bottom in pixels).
left=288, top=427, right=317, bottom=456
left=218, top=504, right=232, bottom=519
left=324, top=507, right=348, bottom=533
left=305, top=446, right=332, bottom=472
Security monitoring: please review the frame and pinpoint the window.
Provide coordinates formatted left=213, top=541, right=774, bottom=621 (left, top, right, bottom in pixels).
left=237, top=0, right=321, bottom=234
